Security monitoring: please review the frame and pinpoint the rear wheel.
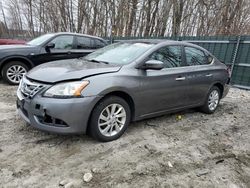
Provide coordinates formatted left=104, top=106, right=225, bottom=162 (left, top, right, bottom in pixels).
left=89, top=96, right=131, bottom=142
left=200, top=86, right=221, bottom=114
left=2, top=61, right=29, bottom=85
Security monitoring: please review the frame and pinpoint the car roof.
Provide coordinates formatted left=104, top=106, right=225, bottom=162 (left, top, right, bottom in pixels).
left=119, top=39, right=194, bottom=45
left=118, top=39, right=211, bottom=54
left=51, top=32, right=105, bottom=41
left=118, top=39, right=171, bottom=44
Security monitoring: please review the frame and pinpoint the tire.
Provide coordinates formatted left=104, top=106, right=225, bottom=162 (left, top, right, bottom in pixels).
left=89, top=96, right=131, bottom=142
left=2, top=61, right=29, bottom=85
left=200, top=86, right=221, bottom=114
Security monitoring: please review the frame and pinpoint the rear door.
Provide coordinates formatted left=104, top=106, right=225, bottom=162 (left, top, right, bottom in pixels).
left=183, top=46, right=214, bottom=105
left=72, top=36, right=102, bottom=58
left=137, top=45, right=190, bottom=116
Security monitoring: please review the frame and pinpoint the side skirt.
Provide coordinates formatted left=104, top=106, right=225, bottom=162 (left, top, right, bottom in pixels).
left=134, top=103, right=203, bottom=121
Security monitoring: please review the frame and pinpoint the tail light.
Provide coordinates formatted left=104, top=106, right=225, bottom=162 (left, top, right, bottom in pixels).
left=226, top=65, right=232, bottom=77
left=226, top=65, right=231, bottom=84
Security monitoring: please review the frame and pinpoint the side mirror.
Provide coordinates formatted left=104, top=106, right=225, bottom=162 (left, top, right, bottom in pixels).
left=142, top=60, right=164, bottom=70
left=45, top=43, right=55, bottom=52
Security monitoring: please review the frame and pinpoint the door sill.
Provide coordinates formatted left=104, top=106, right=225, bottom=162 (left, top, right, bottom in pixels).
left=138, top=103, right=202, bottom=120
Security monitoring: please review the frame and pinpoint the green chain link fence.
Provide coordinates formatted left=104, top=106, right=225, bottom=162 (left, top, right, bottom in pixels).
left=109, top=36, right=250, bottom=89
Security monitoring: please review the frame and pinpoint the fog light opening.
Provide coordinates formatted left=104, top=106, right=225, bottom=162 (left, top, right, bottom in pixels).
left=36, top=113, right=68, bottom=127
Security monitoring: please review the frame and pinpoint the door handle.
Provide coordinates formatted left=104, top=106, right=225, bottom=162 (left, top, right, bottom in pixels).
left=175, top=77, right=186, bottom=81
left=67, top=51, right=71, bottom=54
left=205, top=74, right=213, bottom=77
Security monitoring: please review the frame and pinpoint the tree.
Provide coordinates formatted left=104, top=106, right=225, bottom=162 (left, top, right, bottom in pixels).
left=0, top=0, right=250, bottom=38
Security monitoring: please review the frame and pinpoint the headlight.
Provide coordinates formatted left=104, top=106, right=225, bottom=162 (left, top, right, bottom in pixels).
left=44, top=81, right=89, bottom=97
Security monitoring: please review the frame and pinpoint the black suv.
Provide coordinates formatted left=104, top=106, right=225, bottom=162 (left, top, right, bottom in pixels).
left=0, top=32, right=107, bottom=84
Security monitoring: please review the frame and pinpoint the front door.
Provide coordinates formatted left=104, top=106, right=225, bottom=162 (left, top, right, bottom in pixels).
left=38, top=35, right=75, bottom=64
left=136, top=45, right=189, bottom=116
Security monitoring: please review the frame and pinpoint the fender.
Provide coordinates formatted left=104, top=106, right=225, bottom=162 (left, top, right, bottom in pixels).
left=93, top=87, right=137, bottom=120
left=98, top=86, right=134, bottom=98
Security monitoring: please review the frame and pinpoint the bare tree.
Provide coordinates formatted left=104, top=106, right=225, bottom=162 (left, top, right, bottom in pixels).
left=172, top=0, right=184, bottom=36
left=0, top=0, right=250, bottom=38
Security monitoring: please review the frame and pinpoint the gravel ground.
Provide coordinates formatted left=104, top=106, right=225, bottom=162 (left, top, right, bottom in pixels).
left=0, top=81, right=249, bottom=188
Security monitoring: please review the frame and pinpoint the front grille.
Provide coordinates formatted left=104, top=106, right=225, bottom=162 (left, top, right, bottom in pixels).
left=20, top=76, right=45, bottom=98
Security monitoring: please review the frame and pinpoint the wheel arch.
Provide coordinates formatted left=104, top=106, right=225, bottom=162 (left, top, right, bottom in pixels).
left=213, top=82, right=224, bottom=98
left=0, top=56, right=34, bottom=75
left=86, top=90, right=136, bottom=134
left=102, top=91, right=135, bottom=120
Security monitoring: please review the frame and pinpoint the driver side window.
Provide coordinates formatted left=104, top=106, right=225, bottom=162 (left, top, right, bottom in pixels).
left=149, top=46, right=182, bottom=68
left=50, top=35, right=74, bottom=49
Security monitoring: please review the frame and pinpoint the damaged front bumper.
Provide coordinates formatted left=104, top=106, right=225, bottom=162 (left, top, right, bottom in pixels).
left=16, top=88, right=101, bottom=134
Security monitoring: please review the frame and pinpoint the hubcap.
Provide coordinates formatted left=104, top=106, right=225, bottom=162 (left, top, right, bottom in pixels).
left=208, top=90, right=219, bottom=111
left=6, top=65, right=27, bottom=84
left=98, top=103, right=126, bottom=137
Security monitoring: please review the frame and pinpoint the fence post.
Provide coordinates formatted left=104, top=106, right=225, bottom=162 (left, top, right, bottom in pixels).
left=230, top=35, right=241, bottom=76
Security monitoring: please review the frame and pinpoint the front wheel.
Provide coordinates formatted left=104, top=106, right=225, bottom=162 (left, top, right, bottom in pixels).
left=89, top=96, right=131, bottom=142
left=2, top=61, right=29, bottom=85
left=200, top=86, right=221, bottom=114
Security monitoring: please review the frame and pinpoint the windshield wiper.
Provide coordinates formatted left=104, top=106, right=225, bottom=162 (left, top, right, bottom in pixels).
left=88, top=59, right=109, bottom=64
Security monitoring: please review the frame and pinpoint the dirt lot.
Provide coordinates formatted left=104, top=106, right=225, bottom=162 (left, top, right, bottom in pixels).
left=0, top=81, right=249, bottom=188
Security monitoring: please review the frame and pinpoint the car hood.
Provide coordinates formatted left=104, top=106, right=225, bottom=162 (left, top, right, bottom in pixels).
left=0, top=44, right=33, bottom=50
left=26, top=59, right=121, bottom=83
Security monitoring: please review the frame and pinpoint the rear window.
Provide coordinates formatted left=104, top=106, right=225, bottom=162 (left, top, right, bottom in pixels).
left=185, top=47, right=209, bottom=66
left=76, top=36, right=93, bottom=49
left=93, top=39, right=106, bottom=49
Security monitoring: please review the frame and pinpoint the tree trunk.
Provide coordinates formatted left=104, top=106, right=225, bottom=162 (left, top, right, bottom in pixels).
left=171, top=0, right=184, bottom=36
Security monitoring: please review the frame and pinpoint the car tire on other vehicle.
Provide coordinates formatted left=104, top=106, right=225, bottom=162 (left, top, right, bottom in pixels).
left=2, top=61, right=29, bottom=85
left=89, top=96, right=131, bottom=142
left=200, top=86, right=221, bottom=114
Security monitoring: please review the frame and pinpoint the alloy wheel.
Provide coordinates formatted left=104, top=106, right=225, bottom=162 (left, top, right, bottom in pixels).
left=208, top=90, right=219, bottom=111
left=98, top=103, right=126, bottom=137
left=6, top=65, right=27, bottom=84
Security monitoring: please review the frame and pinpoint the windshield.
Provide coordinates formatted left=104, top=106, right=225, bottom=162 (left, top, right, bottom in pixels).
left=27, top=34, right=55, bottom=46
left=84, top=42, right=154, bottom=65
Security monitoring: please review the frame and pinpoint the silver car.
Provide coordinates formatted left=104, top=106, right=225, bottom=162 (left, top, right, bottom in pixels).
left=16, top=40, right=230, bottom=142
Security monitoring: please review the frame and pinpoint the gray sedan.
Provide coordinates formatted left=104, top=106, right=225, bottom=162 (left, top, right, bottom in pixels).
left=16, top=40, right=230, bottom=142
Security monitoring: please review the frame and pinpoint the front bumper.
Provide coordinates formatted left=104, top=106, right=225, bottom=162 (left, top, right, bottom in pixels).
left=16, top=89, right=101, bottom=134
